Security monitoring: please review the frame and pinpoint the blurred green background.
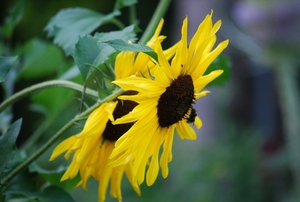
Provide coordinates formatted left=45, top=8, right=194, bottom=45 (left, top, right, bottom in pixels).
left=1, top=0, right=300, bottom=201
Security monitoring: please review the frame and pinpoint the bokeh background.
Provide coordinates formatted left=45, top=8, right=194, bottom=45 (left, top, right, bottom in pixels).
left=1, top=0, right=300, bottom=201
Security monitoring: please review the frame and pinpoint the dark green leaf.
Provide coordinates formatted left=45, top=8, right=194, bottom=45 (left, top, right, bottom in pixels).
left=114, top=0, right=138, bottom=10
left=73, top=25, right=137, bottom=81
left=0, top=56, right=18, bottom=83
left=18, top=38, right=63, bottom=80
left=45, top=8, right=120, bottom=55
left=3, top=162, right=37, bottom=201
left=5, top=162, right=74, bottom=202
left=73, top=36, right=100, bottom=81
left=2, top=0, right=26, bottom=37
left=0, top=119, right=22, bottom=174
left=103, top=39, right=158, bottom=61
left=204, top=54, right=231, bottom=87
left=8, top=186, right=74, bottom=202
left=34, top=186, right=74, bottom=202
left=29, top=163, right=80, bottom=191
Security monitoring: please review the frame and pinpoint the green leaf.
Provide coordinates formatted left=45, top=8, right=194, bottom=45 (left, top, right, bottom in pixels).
left=0, top=56, right=18, bottom=83
left=4, top=162, right=75, bottom=202
left=3, top=162, right=37, bottom=200
left=29, top=163, right=80, bottom=191
left=45, top=8, right=120, bottom=55
left=73, top=36, right=99, bottom=81
left=204, top=54, right=231, bottom=87
left=0, top=119, right=22, bottom=174
left=2, top=0, right=26, bottom=37
left=8, top=186, right=74, bottom=202
left=114, top=0, right=138, bottom=10
left=73, top=25, right=137, bottom=81
left=33, top=186, right=75, bottom=202
left=18, top=38, right=64, bottom=80
left=103, top=39, right=158, bottom=61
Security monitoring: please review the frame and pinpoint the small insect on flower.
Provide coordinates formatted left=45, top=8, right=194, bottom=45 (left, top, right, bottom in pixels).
left=185, top=107, right=197, bottom=124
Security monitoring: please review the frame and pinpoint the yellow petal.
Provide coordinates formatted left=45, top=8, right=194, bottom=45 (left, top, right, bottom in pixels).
left=194, top=116, right=202, bottom=129
left=194, top=70, right=223, bottom=92
left=49, top=136, right=78, bottom=161
left=176, top=120, right=197, bottom=140
left=146, top=147, right=159, bottom=186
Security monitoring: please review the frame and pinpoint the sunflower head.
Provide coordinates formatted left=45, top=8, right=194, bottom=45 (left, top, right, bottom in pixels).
left=109, top=12, right=229, bottom=187
left=49, top=17, right=179, bottom=202
left=157, top=74, right=196, bottom=127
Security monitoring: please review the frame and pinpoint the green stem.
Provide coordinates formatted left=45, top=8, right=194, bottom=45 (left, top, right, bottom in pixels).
left=274, top=58, right=300, bottom=198
left=0, top=88, right=124, bottom=185
left=111, top=18, right=125, bottom=30
left=129, top=4, right=136, bottom=25
left=139, top=0, right=172, bottom=44
left=0, top=80, right=98, bottom=113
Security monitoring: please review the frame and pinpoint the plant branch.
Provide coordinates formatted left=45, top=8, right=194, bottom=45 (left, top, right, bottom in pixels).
left=111, top=18, right=125, bottom=30
left=139, top=0, right=172, bottom=44
left=0, top=87, right=124, bottom=185
left=0, top=80, right=98, bottom=113
left=129, top=4, right=137, bottom=25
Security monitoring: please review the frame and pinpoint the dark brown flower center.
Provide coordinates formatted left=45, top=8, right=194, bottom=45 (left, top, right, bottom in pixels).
left=157, top=74, right=196, bottom=127
left=102, top=91, right=137, bottom=141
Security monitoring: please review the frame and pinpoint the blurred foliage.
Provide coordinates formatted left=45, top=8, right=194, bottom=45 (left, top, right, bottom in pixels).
left=2, top=0, right=293, bottom=202
left=0, top=56, right=18, bottom=82
left=0, top=119, right=22, bottom=175
left=205, top=54, right=231, bottom=87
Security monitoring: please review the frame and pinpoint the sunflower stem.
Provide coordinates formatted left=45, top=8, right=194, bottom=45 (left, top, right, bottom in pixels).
left=0, top=87, right=124, bottom=185
left=0, top=80, right=98, bottom=113
left=139, top=0, right=172, bottom=44
left=274, top=56, right=300, bottom=198
left=111, top=18, right=125, bottom=30
left=129, top=4, right=137, bottom=25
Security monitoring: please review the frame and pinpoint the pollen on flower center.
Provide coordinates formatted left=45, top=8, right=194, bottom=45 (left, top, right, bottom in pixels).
left=157, top=74, right=196, bottom=127
left=102, top=91, right=137, bottom=141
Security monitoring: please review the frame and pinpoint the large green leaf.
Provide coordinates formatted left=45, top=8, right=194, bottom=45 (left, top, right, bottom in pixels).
left=73, top=25, right=137, bottom=81
left=0, top=119, right=22, bottom=175
left=18, top=38, right=64, bottom=80
left=0, top=56, right=18, bottom=83
left=103, top=39, right=158, bottom=61
left=45, top=8, right=120, bottom=55
left=204, top=54, right=231, bottom=87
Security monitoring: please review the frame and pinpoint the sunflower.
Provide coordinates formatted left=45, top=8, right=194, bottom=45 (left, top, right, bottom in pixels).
left=49, top=19, right=176, bottom=202
left=50, top=101, right=140, bottom=202
left=109, top=12, right=229, bottom=186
